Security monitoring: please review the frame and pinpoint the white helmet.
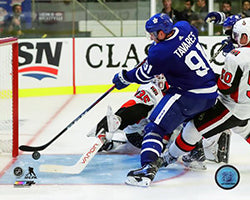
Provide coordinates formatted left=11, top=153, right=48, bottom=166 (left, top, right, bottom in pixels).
left=232, top=17, right=250, bottom=46
left=152, top=74, right=167, bottom=91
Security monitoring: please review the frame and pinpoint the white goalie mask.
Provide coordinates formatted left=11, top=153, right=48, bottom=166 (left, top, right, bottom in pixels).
left=152, top=74, right=167, bottom=90
left=232, top=18, right=250, bottom=47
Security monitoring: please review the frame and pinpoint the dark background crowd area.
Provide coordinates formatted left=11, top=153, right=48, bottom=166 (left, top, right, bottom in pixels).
left=0, top=0, right=249, bottom=38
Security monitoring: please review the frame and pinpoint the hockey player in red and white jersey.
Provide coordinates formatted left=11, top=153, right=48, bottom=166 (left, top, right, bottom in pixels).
left=182, top=13, right=250, bottom=169
left=87, top=74, right=176, bottom=154
left=161, top=17, right=250, bottom=170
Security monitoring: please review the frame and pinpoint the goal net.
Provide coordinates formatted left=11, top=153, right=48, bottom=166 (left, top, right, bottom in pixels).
left=0, top=37, right=18, bottom=157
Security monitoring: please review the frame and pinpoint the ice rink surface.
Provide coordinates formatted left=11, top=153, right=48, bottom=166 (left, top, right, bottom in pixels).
left=0, top=92, right=250, bottom=200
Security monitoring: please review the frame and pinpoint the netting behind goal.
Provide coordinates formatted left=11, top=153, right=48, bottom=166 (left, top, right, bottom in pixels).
left=0, top=38, right=18, bottom=157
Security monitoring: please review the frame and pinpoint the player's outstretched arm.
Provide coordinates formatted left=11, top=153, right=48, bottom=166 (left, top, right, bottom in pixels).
left=112, top=58, right=153, bottom=90
left=205, top=12, right=226, bottom=24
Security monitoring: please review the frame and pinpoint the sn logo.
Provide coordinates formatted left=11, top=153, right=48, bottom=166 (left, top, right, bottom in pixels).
left=18, top=42, right=63, bottom=80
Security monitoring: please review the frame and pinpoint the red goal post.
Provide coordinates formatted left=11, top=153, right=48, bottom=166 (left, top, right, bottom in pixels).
left=0, top=37, right=18, bottom=157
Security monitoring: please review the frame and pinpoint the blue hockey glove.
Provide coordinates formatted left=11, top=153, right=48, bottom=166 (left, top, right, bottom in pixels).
left=205, top=12, right=226, bottom=24
left=223, top=15, right=242, bottom=36
left=112, top=70, right=131, bottom=90
left=223, top=15, right=242, bottom=28
left=222, top=39, right=235, bottom=53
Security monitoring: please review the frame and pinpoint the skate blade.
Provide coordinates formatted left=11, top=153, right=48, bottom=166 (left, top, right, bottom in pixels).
left=183, top=161, right=207, bottom=170
left=125, top=176, right=151, bottom=187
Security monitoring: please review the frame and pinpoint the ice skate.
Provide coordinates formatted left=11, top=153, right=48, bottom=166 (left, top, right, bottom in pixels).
left=182, top=140, right=206, bottom=170
left=125, top=157, right=163, bottom=187
left=203, top=131, right=230, bottom=163
left=161, top=151, right=177, bottom=167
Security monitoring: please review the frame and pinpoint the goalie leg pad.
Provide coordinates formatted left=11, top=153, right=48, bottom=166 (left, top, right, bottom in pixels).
left=106, top=105, right=121, bottom=133
left=87, top=116, right=108, bottom=137
left=87, top=106, right=121, bottom=138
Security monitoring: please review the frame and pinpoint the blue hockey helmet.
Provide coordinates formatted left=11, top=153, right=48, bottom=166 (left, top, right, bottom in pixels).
left=145, top=13, right=173, bottom=36
left=223, top=15, right=242, bottom=28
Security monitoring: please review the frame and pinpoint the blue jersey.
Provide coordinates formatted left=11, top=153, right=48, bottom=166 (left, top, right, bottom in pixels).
left=126, top=21, right=218, bottom=98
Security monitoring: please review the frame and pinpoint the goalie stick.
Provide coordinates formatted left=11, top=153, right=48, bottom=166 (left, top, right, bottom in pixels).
left=40, top=104, right=121, bottom=174
left=19, top=85, right=115, bottom=152
left=39, top=132, right=106, bottom=174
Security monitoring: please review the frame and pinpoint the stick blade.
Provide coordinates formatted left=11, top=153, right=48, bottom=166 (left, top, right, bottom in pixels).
left=39, top=164, right=84, bottom=174
left=39, top=135, right=105, bottom=174
left=19, top=145, right=45, bottom=152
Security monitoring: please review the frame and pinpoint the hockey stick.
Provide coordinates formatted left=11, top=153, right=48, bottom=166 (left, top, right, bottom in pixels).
left=40, top=133, right=106, bottom=174
left=19, top=85, right=115, bottom=152
left=38, top=59, right=148, bottom=174
left=209, top=40, right=229, bottom=63
left=19, top=57, right=147, bottom=153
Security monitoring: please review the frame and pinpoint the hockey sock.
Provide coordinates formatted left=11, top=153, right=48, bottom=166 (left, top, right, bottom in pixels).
left=140, top=132, right=163, bottom=166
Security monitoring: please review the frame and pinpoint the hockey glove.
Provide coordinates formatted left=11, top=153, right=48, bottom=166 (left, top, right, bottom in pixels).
left=112, top=70, right=131, bottom=90
left=205, top=12, right=226, bottom=24
left=223, top=15, right=242, bottom=29
left=221, top=39, right=235, bottom=53
left=223, top=15, right=242, bottom=37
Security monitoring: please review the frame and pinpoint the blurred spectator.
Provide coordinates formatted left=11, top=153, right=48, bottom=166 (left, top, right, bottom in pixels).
left=161, top=0, right=182, bottom=23
left=0, top=7, right=8, bottom=35
left=196, top=0, right=208, bottom=19
left=214, top=1, right=233, bottom=35
left=221, top=0, right=233, bottom=17
left=3, top=3, right=26, bottom=37
left=179, top=0, right=199, bottom=24
left=190, top=0, right=208, bottom=33
left=240, top=0, right=250, bottom=17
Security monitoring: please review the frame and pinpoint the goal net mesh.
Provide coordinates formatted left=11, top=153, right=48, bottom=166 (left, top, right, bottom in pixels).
left=0, top=38, right=18, bottom=157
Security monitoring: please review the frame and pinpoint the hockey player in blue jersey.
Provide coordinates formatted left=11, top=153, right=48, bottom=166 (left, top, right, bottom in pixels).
left=112, top=13, right=218, bottom=187
left=181, top=13, right=244, bottom=168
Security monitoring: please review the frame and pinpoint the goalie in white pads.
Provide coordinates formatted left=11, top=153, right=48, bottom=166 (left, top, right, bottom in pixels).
left=88, top=76, right=233, bottom=167
left=87, top=74, right=173, bottom=153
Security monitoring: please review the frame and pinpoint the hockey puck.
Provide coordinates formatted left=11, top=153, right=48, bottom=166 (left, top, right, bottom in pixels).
left=32, top=151, right=40, bottom=160
left=13, top=167, right=23, bottom=177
